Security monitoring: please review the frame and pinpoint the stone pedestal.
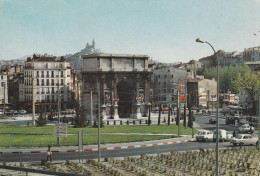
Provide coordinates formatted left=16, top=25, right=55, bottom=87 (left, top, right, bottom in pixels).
left=134, top=102, right=142, bottom=119
left=106, top=104, right=111, bottom=119
left=101, top=104, right=107, bottom=120
left=113, top=104, right=119, bottom=120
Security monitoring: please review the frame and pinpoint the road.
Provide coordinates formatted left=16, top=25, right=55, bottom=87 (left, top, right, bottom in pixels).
left=0, top=141, right=240, bottom=162
left=0, top=112, right=258, bottom=162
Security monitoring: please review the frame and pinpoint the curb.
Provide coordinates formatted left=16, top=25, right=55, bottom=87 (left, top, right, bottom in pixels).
left=0, top=138, right=196, bottom=154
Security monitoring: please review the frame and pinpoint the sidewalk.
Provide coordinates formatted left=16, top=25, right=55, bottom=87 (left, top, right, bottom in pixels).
left=0, top=135, right=196, bottom=154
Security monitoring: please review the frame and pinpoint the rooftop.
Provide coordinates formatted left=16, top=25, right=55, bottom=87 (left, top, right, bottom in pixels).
left=82, top=53, right=149, bottom=59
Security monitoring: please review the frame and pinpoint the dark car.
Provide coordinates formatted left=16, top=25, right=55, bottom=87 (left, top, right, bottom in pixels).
left=226, top=116, right=236, bottom=125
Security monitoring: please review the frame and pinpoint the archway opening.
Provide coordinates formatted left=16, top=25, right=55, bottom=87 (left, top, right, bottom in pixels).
left=117, top=81, right=133, bottom=118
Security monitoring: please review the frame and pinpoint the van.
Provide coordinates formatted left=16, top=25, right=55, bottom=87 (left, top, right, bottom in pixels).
left=213, top=129, right=233, bottom=142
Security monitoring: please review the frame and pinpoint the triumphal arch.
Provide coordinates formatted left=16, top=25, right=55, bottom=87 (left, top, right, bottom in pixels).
left=81, top=54, right=151, bottom=119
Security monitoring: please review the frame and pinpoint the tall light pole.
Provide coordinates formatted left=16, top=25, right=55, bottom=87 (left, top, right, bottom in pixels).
left=196, top=38, right=219, bottom=176
left=56, top=69, right=61, bottom=145
left=3, top=82, right=6, bottom=115
left=32, top=76, right=36, bottom=126
left=257, top=89, right=260, bottom=151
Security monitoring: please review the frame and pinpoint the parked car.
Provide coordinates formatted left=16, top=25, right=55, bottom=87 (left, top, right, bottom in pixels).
left=249, top=116, right=259, bottom=129
left=195, top=130, right=213, bottom=142
left=19, top=110, right=27, bottom=114
left=238, top=118, right=248, bottom=125
left=238, top=124, right=254, bottom=134
left=230, top=134, right=258, bottom=146
left=213, top=129, right=233, bottom=142
left=162, top=107, right=169, bottom=111
left=225, top=116, right=235, bottom=125
left=209, top=117, right=216, bottom=124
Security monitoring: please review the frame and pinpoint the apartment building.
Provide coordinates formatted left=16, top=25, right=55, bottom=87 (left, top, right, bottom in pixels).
left=23, top=54, right=73, bottom=112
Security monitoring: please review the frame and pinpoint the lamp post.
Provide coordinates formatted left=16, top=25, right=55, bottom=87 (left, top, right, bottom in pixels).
left=3, top=82, right=6, bottom=115
left=196, top=38, right=219, bottom=176
left=56, top=69, right=61, bottom=145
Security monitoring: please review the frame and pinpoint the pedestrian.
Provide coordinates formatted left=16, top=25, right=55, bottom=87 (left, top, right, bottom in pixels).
left=46, top=145, right=52, bottom=162
left=233, top=130, right=236, bottom=137
left=250, top=126, right=253, bottom=134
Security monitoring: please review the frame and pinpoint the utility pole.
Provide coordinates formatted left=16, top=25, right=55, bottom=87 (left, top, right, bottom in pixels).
left=57, top=71, right=61, bottom=145
left=90, top=90, right=93, bottom=125
left=184, top=87, right=187, bottom=128
left=212, top=94, right=214, bottom=112
left=97, top=80, right=101, bottom=162
left=258, top=90, right=260, bottom=151
left=3, top=83, right=5, bottom=115
left=177, top=88, right=180, bottom=136
left=32, top=77, right=36, bottom=126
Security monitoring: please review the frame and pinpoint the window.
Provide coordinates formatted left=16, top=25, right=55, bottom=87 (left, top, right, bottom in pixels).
left=51, top=71, right=54, bottom=77
left=51, top=79, right=54, bottom=86
left=164, top=89, right=166, bottom=93
left=46, top=71, right=49, bottom=77
left=41, top=71, right=44, bottom=77
left=61, top=79, right=64, bottom=85
left=60, top=71, right=64, bottom=77
left=51, top=87, right=54, bottom=93
left=37, top=79, right=39, bottom=86
left=158, top=75, right=160, bottom=79
left=164, top=75, right=167, bottom=78
left=1, top=76, right=3, bottom=80
left=41, top=79, right=44, bottom=86
left=158, top=89, right=161, bottom=93
left=46, top=79, right=49, bottom=86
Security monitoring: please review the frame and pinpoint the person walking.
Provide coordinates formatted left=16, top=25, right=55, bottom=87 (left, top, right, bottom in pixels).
left=233, top=130, right=236, bottom=137
left=46, top=145, right=52, bottom=162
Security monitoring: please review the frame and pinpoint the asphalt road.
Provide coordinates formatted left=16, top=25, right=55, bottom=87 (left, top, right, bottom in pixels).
left=0, top=141, right=239, bottom=162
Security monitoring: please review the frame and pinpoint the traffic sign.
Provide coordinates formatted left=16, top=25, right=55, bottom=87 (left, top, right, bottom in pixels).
left=54, top=123, right=67, bottom=137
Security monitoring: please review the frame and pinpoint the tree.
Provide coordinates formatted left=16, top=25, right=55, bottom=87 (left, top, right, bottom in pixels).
left=74, top=102, right=88, bottom=128
left=203, top=64, right=251, bottom=93
left=234, top=71, right=260, bottom=114
left=36, top=105, right=46, bottom=127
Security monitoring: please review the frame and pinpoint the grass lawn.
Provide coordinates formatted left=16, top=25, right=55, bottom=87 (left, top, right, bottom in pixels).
left=0, top=122, right=197, bottom=147
left=0, top=134, right=175, bottom=147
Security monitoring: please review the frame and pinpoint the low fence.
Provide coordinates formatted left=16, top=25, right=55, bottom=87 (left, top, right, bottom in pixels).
left=103, top=117, right=177, bottom=126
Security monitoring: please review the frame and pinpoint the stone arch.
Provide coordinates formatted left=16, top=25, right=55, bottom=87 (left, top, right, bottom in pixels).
left=116, top=81, right=134, bottom=118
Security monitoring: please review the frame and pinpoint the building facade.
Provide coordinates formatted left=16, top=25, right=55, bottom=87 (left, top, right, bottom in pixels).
left=150, top=67, right=187, bottom=108
left=23, top=54, right=73, bottom=112
left=187, top=78, right=217, bottom=108
left=0, top=73, right=8, bottom=107
left=81, top=54, right=151, bottom=119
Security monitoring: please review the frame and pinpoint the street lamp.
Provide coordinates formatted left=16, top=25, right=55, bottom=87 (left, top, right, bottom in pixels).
left=196, top=38, right=219, bottom=176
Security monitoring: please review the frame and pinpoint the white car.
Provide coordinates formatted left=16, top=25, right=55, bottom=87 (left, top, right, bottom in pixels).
left=195, top=130, right=213, bottom=142
left=230, top=134, right=258, bottom=146
left=213, top=129, right=233, bottom=142
left=238, top=124, right=255, bottom=133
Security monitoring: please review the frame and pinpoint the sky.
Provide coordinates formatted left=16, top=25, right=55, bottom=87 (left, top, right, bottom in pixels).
left=1, top=0, right=260, bottom=63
